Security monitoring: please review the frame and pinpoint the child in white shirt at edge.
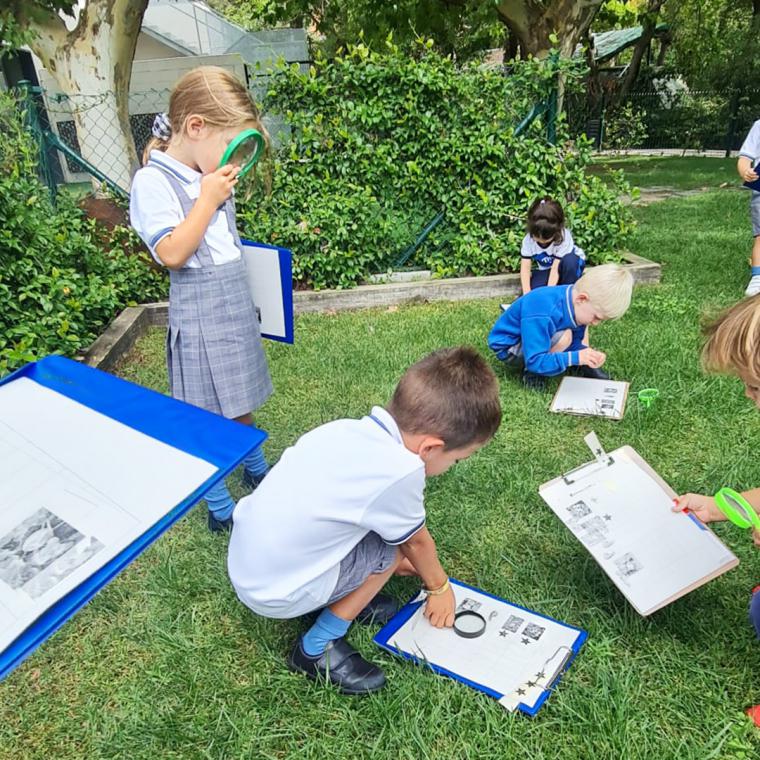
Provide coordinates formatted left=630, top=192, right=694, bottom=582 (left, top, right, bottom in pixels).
left=670, top=295, right=760, bottom=726
left=519, top=197, right=586, bottom=295
left=130, top=66, right=273, bottom=532
left=228, top=347, right=502, bottom=695
left=737, top=119, right=760, bottom=296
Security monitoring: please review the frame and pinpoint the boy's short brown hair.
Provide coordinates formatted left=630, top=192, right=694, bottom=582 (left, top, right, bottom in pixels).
left=702, top=294, right=760, bottom=379
left=387, top=346, right=502, bottom=450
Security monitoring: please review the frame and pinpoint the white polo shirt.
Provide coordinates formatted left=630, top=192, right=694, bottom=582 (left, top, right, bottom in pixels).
left=227, top=406, right=426, bottom=619
left=520, top=228, right=580, bottom=270
left=740, top=120, right=760, bottom=163
left=129, top=150, right=241, bottom=268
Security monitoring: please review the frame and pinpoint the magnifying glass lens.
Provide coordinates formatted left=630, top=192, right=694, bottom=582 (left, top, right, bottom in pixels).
left=219, top=129, right=264, bottom=178
left=453, top=611, right=486, bottom=638
left=225, top=139, right=258, bottom=167
left=724, top=493, right=753, bottom=521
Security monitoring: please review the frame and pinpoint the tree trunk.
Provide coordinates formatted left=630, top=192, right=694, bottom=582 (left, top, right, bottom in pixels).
left=22, top=0, right=148, bottom=192
left=656, top=31, right=671, bottom=67
left=615, top=0, right=665, bottom=102
left=495, top=0, right=604, bottom=59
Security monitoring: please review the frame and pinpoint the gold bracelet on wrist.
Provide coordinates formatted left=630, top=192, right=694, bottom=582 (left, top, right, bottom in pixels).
left=424, top=579, right=450, bottom=596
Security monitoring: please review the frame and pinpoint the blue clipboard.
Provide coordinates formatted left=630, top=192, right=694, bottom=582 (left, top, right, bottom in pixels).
left=743, top=159, right=760, bottom=191
left=374, top=578, right=587, bottom=716
left=240, top=238, right=294, bottom=344
left=0, top=355, right=266, bottom=681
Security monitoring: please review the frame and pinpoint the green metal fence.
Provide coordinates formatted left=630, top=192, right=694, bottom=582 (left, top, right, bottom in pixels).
left=566, top=87, right=760, bottom=153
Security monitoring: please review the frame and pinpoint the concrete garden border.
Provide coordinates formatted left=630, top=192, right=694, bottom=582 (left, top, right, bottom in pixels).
left=83, top=251, right=660, bottom=371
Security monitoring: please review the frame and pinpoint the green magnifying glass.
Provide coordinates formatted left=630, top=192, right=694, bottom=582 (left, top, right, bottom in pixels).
left=637, top=388, right=660, bottom=408
left=218, top=128, right=265, bottom=178
left=714, top=487, right=760, bottom=530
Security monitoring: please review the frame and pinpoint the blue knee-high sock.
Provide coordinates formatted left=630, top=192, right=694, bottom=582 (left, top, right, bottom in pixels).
left=243, top=444, right=268, bottom=477
left=752, top=265, right=760, bottom=276
left=205, top=479, right=235, bottom=520
left=302, top=608, right=351, bottom=656
left=750, top=588, right=760, bottom=638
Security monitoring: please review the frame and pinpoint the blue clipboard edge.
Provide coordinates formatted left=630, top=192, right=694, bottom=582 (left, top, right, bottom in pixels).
left=373, top=578, right=587, bottom=716
left=0, top=356, right=267, bottom=681
left=0, top=356, right=265, bottom=469
left=240, top=238, right=294, bottom=345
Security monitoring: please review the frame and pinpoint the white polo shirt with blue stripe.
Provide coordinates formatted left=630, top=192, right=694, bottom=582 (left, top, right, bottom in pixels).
left=129, top=149, right=241, bottom=268
left=740, top=120, right=760, bottom=163
left=228, top=406, right=426, bottom=619
left=520, top=228, right=578, bottom=270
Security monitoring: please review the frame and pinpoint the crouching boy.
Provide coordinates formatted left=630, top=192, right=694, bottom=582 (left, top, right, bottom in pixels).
left=227, top=347, right=502, bottom=694
left=488, top=263, right=633, bottom=390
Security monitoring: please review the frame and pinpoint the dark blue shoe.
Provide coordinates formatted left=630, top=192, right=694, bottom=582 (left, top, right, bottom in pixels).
left=207, top=511, right=233, bottom=533
left=355, top=593, right=400, bottom=626
left=569, top=365, right=611, bottom=381
left=242, top=468, right=269, bottom=491
left=522, top=370, right=547, bottom=391
left=287, top=637, right=386, bottom=695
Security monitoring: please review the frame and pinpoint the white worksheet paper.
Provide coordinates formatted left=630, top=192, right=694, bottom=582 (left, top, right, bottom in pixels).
left=387, top=584, right=581, bottom=708
left=241, top=242, right=287, bottom=339
left=540, top=448, right=737, bottom=615
left=0, top=378, right=217, bottom=650
left=550, top=377, right=629, bottom=419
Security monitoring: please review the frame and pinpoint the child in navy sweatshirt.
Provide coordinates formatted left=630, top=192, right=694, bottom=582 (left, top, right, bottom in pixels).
left=488, top=264, right=633, bottom=390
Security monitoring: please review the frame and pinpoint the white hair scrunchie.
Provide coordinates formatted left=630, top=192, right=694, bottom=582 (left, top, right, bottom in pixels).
left=151, top=112, right=172, bottom=142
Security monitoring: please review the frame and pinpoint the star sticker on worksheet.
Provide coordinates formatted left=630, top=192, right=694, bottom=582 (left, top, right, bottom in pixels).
left=521, top=637, right=530, bottom=645
left=499, top=630, right=508, bottom=637
left=603, top=514, right=612, bottom=521
left=516, top=688, right=526, bottom=696
left=526, top=680, right=536, bottom=688
left=535, top=671, right=545, bottom=679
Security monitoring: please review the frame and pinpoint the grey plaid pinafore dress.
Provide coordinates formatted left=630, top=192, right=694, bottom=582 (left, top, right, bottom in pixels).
left=154, top=166, right=273, bottom=419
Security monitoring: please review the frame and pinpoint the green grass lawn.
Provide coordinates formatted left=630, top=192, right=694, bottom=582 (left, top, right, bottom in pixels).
left=3, top=190, right=760, bottom=759
left=590, top=155, right=739, bottom=191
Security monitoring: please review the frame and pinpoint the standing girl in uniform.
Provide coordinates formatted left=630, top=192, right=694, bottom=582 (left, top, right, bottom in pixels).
left=130, top=66, right=272, bottom=531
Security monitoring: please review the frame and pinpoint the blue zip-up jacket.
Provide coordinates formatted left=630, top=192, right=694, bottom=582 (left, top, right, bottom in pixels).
left=487, top=285, right=586, bottom=376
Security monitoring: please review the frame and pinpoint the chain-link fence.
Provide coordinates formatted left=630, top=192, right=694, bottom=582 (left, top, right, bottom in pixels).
left=566, top=88, right=760, bottom=154
left=17, top=68, right=291, bottom=201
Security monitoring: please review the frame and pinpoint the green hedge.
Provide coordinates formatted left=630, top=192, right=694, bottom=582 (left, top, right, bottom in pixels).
left=239, top=43, right=634, bottom=290
left=0, top=92, right=167, bottom=374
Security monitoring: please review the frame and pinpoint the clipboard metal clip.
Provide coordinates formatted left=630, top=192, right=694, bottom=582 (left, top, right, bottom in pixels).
left=562, top=431, right=614, bottom=485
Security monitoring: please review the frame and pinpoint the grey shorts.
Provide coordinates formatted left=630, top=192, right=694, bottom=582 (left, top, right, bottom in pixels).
left=501, top=330, right=567, bottom=368
left=751, top=191, right=760, bottom=236
left=326, top=531, right=399, bottom=604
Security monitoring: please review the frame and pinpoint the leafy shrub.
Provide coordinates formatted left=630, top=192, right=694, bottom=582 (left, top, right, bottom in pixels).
left=603, top=102, right=649, bottom=151
left=0, top=91, right=167, bottom=374
left=239, top=42, right=634, bottom=289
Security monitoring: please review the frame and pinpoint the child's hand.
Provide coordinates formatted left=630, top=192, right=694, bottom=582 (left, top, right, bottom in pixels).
left=741, top=165, right=759, bottom=183
left=199, top=165, right=239, bottom=207
left=578, top=347, right=606, bottom=368
left=424, top=585, right=456, bottom=628
left=672, top=493, right=725, bottom=523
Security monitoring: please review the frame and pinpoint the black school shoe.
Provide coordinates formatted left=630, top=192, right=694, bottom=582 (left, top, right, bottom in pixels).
left=522, top=370, right=547, bottom=391
left=241, top=468, right=269, bottom=491
left=207, top=511, right=233, bottom=533
left=288, top=637, right=387, bottom=695
left=355, top=593, right=400, bottom=626
left=569, top=365, right=611, bottom=381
